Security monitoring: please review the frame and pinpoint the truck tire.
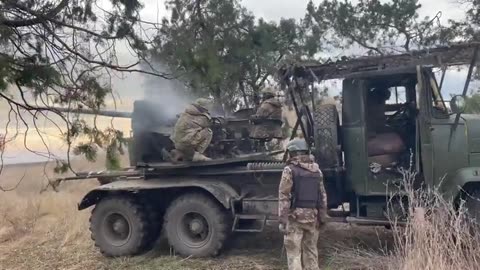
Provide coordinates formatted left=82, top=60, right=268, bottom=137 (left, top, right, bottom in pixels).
left=313, top=104, right=340, bottom=168
left=164, top=193, right=229, bottom=257
left=90, top=196, right=150, bottom=257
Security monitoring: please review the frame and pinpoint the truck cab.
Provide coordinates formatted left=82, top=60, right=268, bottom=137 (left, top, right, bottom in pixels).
left=338, top=66, right=476, bottom=220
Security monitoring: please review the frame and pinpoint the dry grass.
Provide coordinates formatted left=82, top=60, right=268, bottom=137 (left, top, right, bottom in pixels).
left=328, top=168, right=480, bottom=270
left=384, top=169, right=480, bottom=270
left=1, top=158, right=479, bottom=270
left=0, top=156, right=392, bottom=270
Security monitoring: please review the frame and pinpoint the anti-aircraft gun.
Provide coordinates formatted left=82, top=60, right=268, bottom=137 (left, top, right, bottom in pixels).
left=48, top=100, right=275, bottom=167
left=44, top=101, right=174, bottom=166
left=44, top=107, right=133, bottom=118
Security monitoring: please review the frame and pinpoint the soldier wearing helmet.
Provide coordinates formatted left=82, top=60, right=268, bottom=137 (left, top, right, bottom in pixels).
left=250, top=87, right=283, bottom=140
left=279, top=138, right=328, bottom=270
left=170, top=98, right=214, bottom=162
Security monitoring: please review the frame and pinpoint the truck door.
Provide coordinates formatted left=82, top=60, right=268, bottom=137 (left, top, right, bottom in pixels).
left=417, top=67, right=435, bottom=187
left=417, top=67, right=469, bottom=187
left=429, top=72, right=469, bottom=187
left=342, top=79, right=369, bottom=195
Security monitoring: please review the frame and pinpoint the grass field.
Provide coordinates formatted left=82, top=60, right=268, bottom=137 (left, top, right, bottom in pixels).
left=0, top=156, right=395, bottom=270
left=0, top=156, right=478, bottom=270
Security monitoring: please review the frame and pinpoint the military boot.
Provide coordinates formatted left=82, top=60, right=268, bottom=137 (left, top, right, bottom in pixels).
left=161, top=148, right=172, bottom=162
left=170, top=149, right=185, bottom=163
left=192, top=152, right=212, bottom=162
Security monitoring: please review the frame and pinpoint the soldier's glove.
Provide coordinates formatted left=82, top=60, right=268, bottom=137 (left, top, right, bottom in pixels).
left=279, top=223, right=287, bottom=234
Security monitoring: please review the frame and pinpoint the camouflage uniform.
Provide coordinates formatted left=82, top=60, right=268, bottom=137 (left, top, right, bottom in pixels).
left=0, top=134, right=4, bottom=152
left=170, top=99, right=213, bottom=161
left=250, top=88, right=283, bottom=139
left=279, top=155, right=328, bottom=270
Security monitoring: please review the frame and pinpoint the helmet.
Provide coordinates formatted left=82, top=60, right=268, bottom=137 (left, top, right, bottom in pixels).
left=194, top=98, right=213, bottom=110
left=261, top=87, right=276, bottom=98
left=286, top=138, right=309, bottom=152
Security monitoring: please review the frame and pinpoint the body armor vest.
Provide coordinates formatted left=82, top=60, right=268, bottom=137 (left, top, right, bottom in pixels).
left=289, top=165, right=322, bottom=209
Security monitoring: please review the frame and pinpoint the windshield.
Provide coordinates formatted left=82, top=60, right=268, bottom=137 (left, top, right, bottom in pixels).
left=429, top=75, right=448, bottom=113
left=415, top=70, right=448, bottom=115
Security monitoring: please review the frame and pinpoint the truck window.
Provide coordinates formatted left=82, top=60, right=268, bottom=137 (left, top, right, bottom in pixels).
left=430, top=76, right=448, bottom=115
left=414, top=73, right=448, bottom=115
left=384, top=87, right=407, bottom=117
left=386, top=87, right=407, bottom=105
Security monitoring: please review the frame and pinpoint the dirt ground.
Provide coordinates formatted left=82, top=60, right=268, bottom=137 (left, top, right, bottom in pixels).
left=0, top=157, right=393, bottom=270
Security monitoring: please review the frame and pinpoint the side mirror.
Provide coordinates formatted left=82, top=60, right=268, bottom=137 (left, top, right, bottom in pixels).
left=450, top=95, right=466, bottom=114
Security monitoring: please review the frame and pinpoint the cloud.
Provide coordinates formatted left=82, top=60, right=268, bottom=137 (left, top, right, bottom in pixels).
left=419, top=0, right=466, bottom=21
left=240, top=0, right=311, bottom=21
left=139, top=0, right=464, bottom=24
left=239, top=0, right=463, bottom=22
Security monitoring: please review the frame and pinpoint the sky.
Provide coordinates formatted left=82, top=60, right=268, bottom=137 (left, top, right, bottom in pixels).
left=139, top=0, right=465, bottom=24
left=0, top=0, right=473, bottom=164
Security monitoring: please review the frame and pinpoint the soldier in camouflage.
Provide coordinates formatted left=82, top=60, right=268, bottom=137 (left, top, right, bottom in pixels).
left=279, top=138, right=328, bottom=270
left=250, top=87, right=283, bottom=140
left=170, top=98, right=214, bottom=162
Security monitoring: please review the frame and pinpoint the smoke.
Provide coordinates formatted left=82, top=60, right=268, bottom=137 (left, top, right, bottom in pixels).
left=123, top=60, right=198, bottom=134
left=140, top=61, right=193, bottom=119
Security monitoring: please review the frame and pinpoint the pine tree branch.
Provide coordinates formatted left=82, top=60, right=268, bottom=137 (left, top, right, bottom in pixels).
left=0, top=0, right=69, bottom=27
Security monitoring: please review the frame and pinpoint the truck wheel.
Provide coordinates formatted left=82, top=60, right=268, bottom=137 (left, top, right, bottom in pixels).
left=164, top=193, right=229, bottom=257
left=313, top=104, right=341, bottom=168
left=90, top=196, right=150, bottom=257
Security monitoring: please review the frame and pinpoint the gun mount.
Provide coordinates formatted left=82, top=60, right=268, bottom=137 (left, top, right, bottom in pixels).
left=48, top=100, right=281, bottom=167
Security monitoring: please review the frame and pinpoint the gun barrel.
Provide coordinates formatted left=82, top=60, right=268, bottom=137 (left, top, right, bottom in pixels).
left=39, top=107, right=132, bottom=118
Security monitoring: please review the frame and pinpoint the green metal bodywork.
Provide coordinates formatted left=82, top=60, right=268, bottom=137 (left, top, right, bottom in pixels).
left=433, top=115, right=480, bottom=199
left=342, top=79, right=369, bottom=195
left=341, top=66, right=480, bottom=203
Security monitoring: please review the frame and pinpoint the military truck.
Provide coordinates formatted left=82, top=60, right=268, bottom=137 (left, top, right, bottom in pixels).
left=55, top=42, right=480, bottom=258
